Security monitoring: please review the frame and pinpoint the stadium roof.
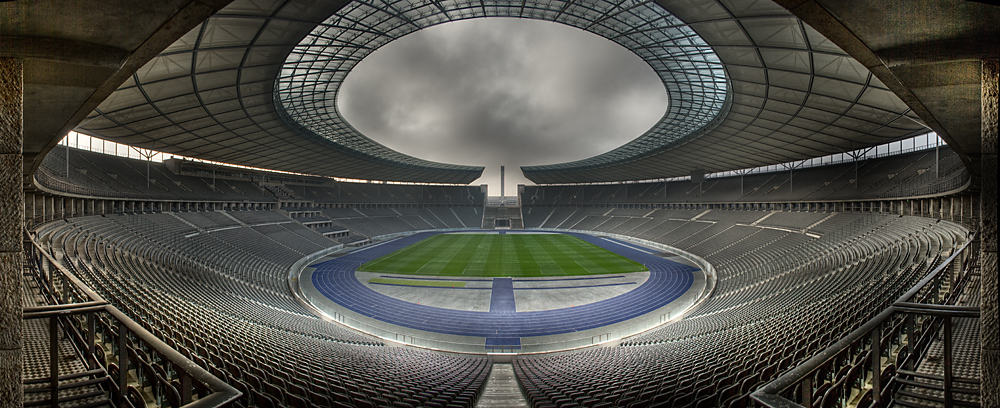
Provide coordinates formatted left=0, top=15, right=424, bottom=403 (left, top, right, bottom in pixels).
left=8, top=0, right=993, bottom=186
left=276, top=0, right=727, bottom=183
left=4, top=0, right=232, bottom=188
left=523, top=0, right=936, bottom=183
left=775, top=0, right=996, bottom=181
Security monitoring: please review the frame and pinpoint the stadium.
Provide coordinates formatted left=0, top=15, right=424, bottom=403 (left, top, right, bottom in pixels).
left=1, top=1, right=996, bottom=408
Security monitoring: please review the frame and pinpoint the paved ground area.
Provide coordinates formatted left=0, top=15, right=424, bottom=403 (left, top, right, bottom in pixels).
left=514, top=274, right=647, bottom=312
left=361, top=271, right=493, bottom=311
left=362, top=271, right=649, bottom=312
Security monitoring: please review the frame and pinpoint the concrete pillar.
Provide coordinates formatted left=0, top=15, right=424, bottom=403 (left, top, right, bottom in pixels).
left=0, top=57, right=23, bottom=408
left=958, top=196, right=963, bottom=223
left=964, top=195, right=970, bottom=225
left=982, top=58, right=999, bottom=408
left=24, top=194, right=33, bottom=228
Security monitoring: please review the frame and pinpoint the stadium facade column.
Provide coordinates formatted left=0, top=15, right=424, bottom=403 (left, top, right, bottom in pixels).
left=983, top=58, right=999, bottom=408
left=0, top=57, right=23, bottom=408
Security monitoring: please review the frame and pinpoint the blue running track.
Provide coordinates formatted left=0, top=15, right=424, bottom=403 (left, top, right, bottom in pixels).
left=310, top=231, right=697, bottom=345
left=489, top=278, right=516, bottom=313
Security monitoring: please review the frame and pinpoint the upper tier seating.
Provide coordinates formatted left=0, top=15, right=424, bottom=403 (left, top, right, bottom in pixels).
left=521, top=148, right=968, bottom=206
left=36, top=145, right=487, bottom=206
left=37, top=146, right=277, bottom=202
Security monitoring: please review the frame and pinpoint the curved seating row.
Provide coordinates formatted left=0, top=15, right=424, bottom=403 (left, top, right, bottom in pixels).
left=34, top=207, right=967, bottom=408
left=35, top=211, right=492, bottom=408
left=512, top=210, right=966, bottom=408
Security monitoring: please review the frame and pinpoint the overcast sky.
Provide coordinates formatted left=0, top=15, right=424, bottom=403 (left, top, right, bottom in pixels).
left=338, top=19, right=667, bottom=195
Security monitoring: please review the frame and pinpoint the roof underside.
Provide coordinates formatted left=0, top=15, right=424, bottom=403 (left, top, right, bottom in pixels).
left=3, top=0, right=234, bottom=187
left=775, top=0, right=997, bottom=179
left=76, top=0, right=929, bottom=185
left=524, top=0, right=930, bottom=184
left=76, top=0, right=484, bottom=184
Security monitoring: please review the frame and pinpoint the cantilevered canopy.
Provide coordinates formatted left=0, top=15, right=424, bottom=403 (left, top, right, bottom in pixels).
left=76, top=0, right=928, bottom=185
left=775, top=0, right=998, bottom=179
left=523, top=0, right=931, bottom=183
left=2, top=0, right=233, bottom=187
left=77, top=0, right=485, bottom=184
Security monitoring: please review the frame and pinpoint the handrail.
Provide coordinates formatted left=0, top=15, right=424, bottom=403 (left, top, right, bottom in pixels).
left=22, top=304, right=108, bottom=319
left=23, top=300, right=107, bottom=314
left=752, top=231, right=978, bottom=408
left=894, top=234, right=973, bottom=304
left=893, top=303, right=980, bottom=317
left=24, top=227, right=242, bottom=408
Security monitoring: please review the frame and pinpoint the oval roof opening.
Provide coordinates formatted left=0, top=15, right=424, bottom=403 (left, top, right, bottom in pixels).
left=338, top=18, right=668, bottom=190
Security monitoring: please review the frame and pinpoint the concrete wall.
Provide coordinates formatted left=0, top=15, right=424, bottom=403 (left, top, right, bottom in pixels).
left=0, top=57, right=23, bottom=408
left=981, top=58, right=999, bottom=408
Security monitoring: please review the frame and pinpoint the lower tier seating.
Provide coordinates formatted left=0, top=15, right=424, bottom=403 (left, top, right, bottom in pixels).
left=33, top=208, right=966, bottom=408
left=511, top=208, right=967, bottom=408
left=34, top=212, right=491, bottom=408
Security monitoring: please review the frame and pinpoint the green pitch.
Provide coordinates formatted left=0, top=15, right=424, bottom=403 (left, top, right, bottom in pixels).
left=357, top=233, right=646, bottom=277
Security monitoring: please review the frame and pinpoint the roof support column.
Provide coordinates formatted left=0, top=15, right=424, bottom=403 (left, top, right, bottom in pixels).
left=0, top=56, right=24, bottom=408
left=981, top=58, right=999, bottom=408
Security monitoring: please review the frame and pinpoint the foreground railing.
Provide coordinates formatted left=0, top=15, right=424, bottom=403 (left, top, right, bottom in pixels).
left=753, top=232, right=979, bottom=408
left=23, top=229, right=241, bottom=408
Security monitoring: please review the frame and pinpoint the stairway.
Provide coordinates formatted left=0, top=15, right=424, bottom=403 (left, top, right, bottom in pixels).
left=482, top=201, right=524, bottom=229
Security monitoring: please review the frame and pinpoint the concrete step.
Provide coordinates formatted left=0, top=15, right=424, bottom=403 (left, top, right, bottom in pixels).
left=476, top=363, right=528, bottom=408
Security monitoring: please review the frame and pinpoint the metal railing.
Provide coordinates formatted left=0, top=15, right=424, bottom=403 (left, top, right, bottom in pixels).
left=23, top=229, right=241, bottom=408
left=752, top=232, right=980, bottom=408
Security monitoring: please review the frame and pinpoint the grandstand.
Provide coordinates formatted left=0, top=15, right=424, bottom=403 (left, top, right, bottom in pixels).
left=16, top=140, right=981, bottom=407
left=3, top=1, right=996, bottom=408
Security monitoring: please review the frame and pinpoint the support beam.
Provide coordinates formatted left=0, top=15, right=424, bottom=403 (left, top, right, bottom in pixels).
left=982, top=58, right=999, bottom=408
left=0, top=56, right=23, bottom=408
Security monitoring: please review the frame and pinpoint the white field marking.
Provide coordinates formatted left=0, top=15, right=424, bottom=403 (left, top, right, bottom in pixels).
left=463, top=266, right=486, bottom=276
left=415, top=260, right=451, bottom=275
left=414, top=261, right=433, bottom=274
left=573, top=260, right=603, bottom=274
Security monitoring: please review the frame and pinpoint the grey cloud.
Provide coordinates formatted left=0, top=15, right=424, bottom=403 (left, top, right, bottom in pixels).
left=338, top=18, right=667, bottom=194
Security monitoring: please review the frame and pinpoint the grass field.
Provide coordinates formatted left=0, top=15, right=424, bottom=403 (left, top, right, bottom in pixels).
left=357, top=233, right=646, bottom=277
